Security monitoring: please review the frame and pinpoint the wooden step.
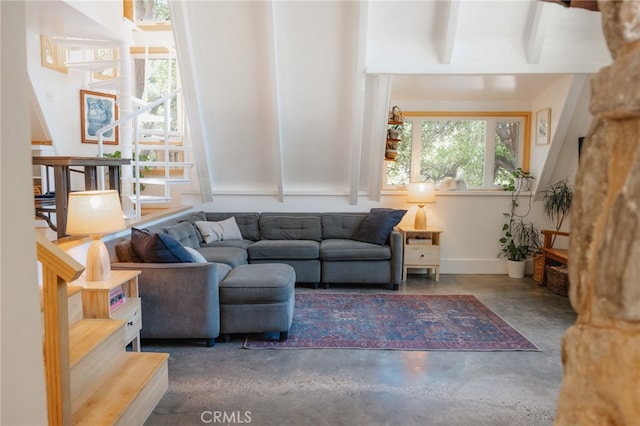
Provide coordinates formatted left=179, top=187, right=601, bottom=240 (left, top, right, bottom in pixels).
left=40, top=285, right=85, bottom=330
left=69, top=319, right=126, bottom=406
left=67, top=285, right=84, bottom=327
left=72, top=352, right=169, bottom=426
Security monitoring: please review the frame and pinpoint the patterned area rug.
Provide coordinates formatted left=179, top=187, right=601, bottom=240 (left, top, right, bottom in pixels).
left=244, top=293, right=539, bottom=351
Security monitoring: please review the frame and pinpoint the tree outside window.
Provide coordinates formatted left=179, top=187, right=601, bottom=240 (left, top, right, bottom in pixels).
left=384, top=114, right=527, bottom=189
left=133, top=57, right=180, bottom=132
left=134, top=0, right=170, bottom=22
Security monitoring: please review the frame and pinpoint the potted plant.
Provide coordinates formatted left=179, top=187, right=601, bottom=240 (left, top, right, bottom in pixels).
left=388, top=125, right=403, bottom=140
left=498, top=168, right=542, bottom=278
left=542, top=179, right=573, bottom=236
left=103, top=150, right=151, bottom=192
left=531, top=179, right=574, bottom=283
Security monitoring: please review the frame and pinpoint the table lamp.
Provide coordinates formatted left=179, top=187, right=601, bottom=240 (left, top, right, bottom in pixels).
left=66, top=190, right=126, bottom=281
left=407, top=182, right=436, bottom=229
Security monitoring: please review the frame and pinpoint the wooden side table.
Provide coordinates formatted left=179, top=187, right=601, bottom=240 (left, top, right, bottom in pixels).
left=75, top=269, right=142, bottom=351
left=399, top=226, right=443, bottom=282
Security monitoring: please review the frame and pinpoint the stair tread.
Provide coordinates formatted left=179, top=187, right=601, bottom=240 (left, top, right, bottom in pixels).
left=128, top=195, right=173, bottom=204
left=67, top=285, right=83, bottom=297
left=69, top=319, right=126, bottom=366
left=72, top=352, right=169, bottom=426
left=138, top=177, right=190, bottom=182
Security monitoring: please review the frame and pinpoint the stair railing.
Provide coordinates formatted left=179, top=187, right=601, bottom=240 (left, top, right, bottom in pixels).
left=36, top=233, right=85, bottom=425
left=95, top=87, right=182, bottom=215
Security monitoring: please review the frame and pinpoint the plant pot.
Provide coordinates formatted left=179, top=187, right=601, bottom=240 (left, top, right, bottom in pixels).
left=385, top=149, right=398, bottom=160
left=388, top=130, right=401, bottom=140
left=506, top=259, right=526, bottom=279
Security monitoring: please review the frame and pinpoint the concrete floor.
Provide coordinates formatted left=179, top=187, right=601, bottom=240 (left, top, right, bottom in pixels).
left=143, top=274, right=576, bottom=426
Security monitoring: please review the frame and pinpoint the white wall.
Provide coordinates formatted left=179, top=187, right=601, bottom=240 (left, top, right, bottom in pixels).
left=27, top=0, right=590, bottom=275
left=529, top=75, right=574, bottom=191
left=1, top=1, right=48, bottom=423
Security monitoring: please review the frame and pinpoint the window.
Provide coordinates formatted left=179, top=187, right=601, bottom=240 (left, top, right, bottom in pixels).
left=40, top=35, right=67, bottom=73
left=385, top=112, right=529, bottom=190
left=130, top=50, right=185, bottom=176
left=124, top=0, right=170, bottom=25
left=131, top=53, right=181, bottom=132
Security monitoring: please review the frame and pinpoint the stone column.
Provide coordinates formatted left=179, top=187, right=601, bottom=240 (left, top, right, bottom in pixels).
left=555, top=1, right=640, bottom=424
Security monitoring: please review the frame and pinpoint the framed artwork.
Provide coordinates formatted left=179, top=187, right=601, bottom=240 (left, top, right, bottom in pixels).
left=535, top=108, right=551, bottom=145
left=80, top=89, right=118, bottom=145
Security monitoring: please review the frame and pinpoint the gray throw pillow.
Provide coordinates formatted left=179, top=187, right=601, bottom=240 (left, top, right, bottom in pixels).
left=353, top=208, right=407, bottom=245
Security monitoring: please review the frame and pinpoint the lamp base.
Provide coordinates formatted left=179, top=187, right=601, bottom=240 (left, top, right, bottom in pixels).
left=86, top=235, right=111, bottom=281
left=414, top=205, right=427, bottom=229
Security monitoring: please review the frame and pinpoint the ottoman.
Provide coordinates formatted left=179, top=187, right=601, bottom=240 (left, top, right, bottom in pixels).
left=219, top=263, right=296, bottom=341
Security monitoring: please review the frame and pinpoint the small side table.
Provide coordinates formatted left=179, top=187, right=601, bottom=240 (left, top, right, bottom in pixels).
left=75, top=269, right=142, bottom=351
left=399, top=226, right=443, bottom=282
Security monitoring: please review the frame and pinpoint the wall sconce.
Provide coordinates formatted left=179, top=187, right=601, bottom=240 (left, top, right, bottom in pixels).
left=66, top=190, right=125, bottom=281
left=407, top=182, right=436, bottom=229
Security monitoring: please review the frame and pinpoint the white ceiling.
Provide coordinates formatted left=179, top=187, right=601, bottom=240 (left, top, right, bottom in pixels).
left=365, top=0, right=610, bottom=105
left=390, top=73, right=570, bottom=103
left=27, top=1, right=610, bottom=107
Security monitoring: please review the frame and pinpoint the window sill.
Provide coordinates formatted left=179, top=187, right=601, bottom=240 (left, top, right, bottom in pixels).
left=382, top=189, right=525, bottom=197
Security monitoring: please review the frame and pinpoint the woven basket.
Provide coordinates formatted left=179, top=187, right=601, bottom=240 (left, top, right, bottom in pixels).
left=533, top=253, right=545, bottom=285
left=546, top=265, right=569, bottom=296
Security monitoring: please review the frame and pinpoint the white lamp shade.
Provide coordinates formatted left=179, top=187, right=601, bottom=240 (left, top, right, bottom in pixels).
left=66, top=190, right=125, bottom=236
left=407, top=182, right=436, bottom=204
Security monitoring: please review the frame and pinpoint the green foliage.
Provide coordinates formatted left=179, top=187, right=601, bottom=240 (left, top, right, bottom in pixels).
left=140, top=58, right=178, bottom=131
left=420, top=120, right=485, bottom=186
left=493, top=121, right=519, bottom=187
left=542, top=180, right=573, bottom=231
left=499, top=218, right=541, bottom=261
left=386, top=118, right=521, bottom=189
left=498, top=168, right=541, bottom=261
left=103, top=150, right=150, bottom=192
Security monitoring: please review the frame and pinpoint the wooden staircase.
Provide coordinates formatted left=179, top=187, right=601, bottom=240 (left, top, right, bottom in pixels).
left=38, top=234, right=168, bottom=425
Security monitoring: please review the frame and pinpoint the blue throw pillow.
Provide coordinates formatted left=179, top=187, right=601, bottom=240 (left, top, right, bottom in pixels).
left=131, top=228, right=194, bottom=263
left=353, top=208, right=407, bottom=245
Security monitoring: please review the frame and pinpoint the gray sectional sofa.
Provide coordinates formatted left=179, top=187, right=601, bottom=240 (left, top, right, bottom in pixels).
left=110, top=210, right=405, bottom=345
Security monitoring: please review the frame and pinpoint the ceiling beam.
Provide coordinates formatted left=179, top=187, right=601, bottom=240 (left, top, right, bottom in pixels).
left=349, top=1, right=369, bottom=205
left=366, top=62, right=604, bottom=75
left=524, top=1, right=552, bottom=64
left=439, top=0, right=461, bottom=64
left=268, top=0, right=285, bottom=203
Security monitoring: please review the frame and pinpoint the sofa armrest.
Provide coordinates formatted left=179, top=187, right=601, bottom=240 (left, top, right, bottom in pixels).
left=389, top=230, right=403, bottom=285
left=111, top=262, right=221, bottom=340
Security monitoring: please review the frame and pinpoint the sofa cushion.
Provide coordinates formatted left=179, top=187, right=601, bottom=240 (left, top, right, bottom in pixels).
left=200, top=239, right=254, bottom=250
left=196, top=217, right=243, bottom=243
left=248, top=240, right=320, bottom=260
left=259, top=216, right=322, bottom=241
left=131, top=228, right=194, bottom=263
left=177, top=211, right=207, bottom=242
left=219, top=264, right=295, bottom=304
left=196, top=246, right=248, bottom=267
left=320, top=239, right=391, bottom=261
left=184, top=246, right=208, bottom=263
left=205, top=213, right=260, bottom=241
left=353, top=208, right=407, bottom=245
left=322, top=213, right=367, bottom=239
left=162, top=222, right=200, bottom=249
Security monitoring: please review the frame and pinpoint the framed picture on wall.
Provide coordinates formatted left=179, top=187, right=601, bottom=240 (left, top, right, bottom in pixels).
left=535, top=108, right=551, bottom=145
left=80, top=89, right=118, bottom=144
